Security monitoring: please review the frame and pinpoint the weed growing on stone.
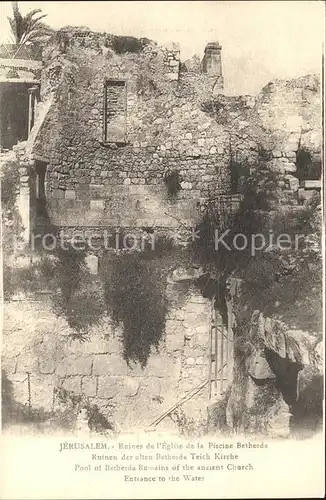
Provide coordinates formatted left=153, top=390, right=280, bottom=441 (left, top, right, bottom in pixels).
left=103, top=250, right=168, bottom=367
left=163, top=169, right=182, bottom=200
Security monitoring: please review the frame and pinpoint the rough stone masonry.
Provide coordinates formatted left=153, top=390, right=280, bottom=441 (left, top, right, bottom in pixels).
left=30, top=30, right=229, bottom=229
left=2, top=27, right=322, bottom=435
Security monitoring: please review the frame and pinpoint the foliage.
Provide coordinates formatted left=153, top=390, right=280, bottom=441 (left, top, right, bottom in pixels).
left=193, top=161, right=279, bottom=281
left=49, top=247, right=105, bottom=334
left=1, top=159, right=19, bottom=208
left=7, top=1, right=53, bottom=46
left=236, top=196, right=322, bottom=330
left=242, top=382, right=280, bottom=435
left=170, top=406, right=206, bottom=438
left=1, top=370, right=50, bottom=427
left=2, top=229, right=182, bottom=358
left=230, top=160, right=249, bottom=194
left=136, top=59, right=158, bottom=95
left=1, top=374, right=115, bottom=434
left=1, top=158, right=25, bottom=283
left=163, top=169, right=182, bottom=200
left=110, top=35, right=151, bottom=54
left=53, top=387, right=115, bottom=434
left=207, top=387, right=232, bottom=435
left=296, top=147, right=321, bottom=180
left=103, top=250, right=168, bottom=367
left=290, top=367, right=323, bottom=438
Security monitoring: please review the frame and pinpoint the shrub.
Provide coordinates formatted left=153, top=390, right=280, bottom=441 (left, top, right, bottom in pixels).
left=50, top=246, right=105, bottom=333
left=1, top=160, right=19, bottom=209
left=163, top=169, right=182, bottom=200
left=53, top=387, right=115, bottom=433
left=103, top=251, right=168, bottom=367
left=110, top=35, right=151, bottom=54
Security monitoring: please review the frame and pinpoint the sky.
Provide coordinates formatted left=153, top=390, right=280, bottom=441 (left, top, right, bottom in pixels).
left=0, top=0, right=324, bottom=95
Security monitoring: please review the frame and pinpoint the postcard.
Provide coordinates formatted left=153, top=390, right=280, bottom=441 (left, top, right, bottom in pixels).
left=0, top=1, right=325, bottom=498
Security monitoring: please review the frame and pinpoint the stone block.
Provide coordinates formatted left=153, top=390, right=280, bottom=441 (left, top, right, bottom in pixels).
left=184, top=301, right=208, bottom=315
left=180, top=181, right=192, bottom=190
left=171, top=267, right=203, bottom=282
left=56, top=355, right=92, bottom=376
left=189, top=295, right=208, bottom=304
left=8, top=373, right=29, bottom=405
left=69, top=332, right=113, bottom=355
left=1, top=356, right=17, bottom=374
left=168, top=309, right=186, bottom=321
left=301, top=180, right=321, bottom=189
left=19, top=186, right=30, bottom=196
left=165, top=333, right=185, bottom=352
left=65, top=189, right=76, bottom=200
left=179, top=378, right=199, bottom=394
left=193, top=334, right=209, bottom=349
left=247, top=349, right=276, bottom=380
left=82, top=376, right=97, bottom=397
left=183, top=326, right=196, bottom=340
left=90, top=185, right=105, bottom=198
left=283, top=162, right=297, bottom=173
left=165, top=319, right=177, bottom=334
left=183, top=364, right=206, bottom=380
left=38, top=353, right=56, bottom=374
left=266, top=397, right=291, bottom=438
left=52, top=189, right=65, bottom=199
left=139, top=377, right=161, bottom=396
left=184, top=311, right=209, bottom=329
left=92, top=354, right=130, bottom=376
left=29, top=375, right=56, bottom=411
left=284, top=175, right=299, bottom=191
left=61, top=376, right=82, bottom=394
left=165, top=72, right=178, bottom=81
left=90, top=199, right=105, bottom=210
left=97, top=376, right=140, bottom=398
left=141, top=355, right=177, bottom=378
left=17, top=353, right=39, bottom=372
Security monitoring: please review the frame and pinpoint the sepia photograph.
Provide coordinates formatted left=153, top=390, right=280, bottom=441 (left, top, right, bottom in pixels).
left=0, top=0, right=324, bottom=498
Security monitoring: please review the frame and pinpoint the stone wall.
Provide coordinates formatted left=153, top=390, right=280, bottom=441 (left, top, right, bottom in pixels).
left=28, top=31, right=230, bottom=229
left=210, top=74, right=321, bottom=206
left=2, top=277, right=211, bottom=433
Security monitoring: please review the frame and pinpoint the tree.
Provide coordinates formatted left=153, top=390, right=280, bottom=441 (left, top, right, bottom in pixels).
left=7, top=1, right=53, bottom=46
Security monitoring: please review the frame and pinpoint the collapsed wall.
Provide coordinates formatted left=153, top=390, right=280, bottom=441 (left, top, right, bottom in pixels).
left=30, top=29, right=229, bottom=229
left=1, top=29, right=323, bottom=438
left=205, top=74, right=323, bottom=438
left=207, top=73, right=322, bottom=206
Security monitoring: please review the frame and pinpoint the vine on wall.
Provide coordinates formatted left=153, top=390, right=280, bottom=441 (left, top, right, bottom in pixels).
left=103, top=251, right=168, bottom=367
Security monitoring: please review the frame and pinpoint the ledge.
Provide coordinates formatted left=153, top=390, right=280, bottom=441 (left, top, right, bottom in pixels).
left=300, top=180, right=321, bottom=189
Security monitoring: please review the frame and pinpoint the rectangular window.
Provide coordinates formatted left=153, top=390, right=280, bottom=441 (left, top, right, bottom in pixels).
left=103, top=79, right=127, bottom=143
